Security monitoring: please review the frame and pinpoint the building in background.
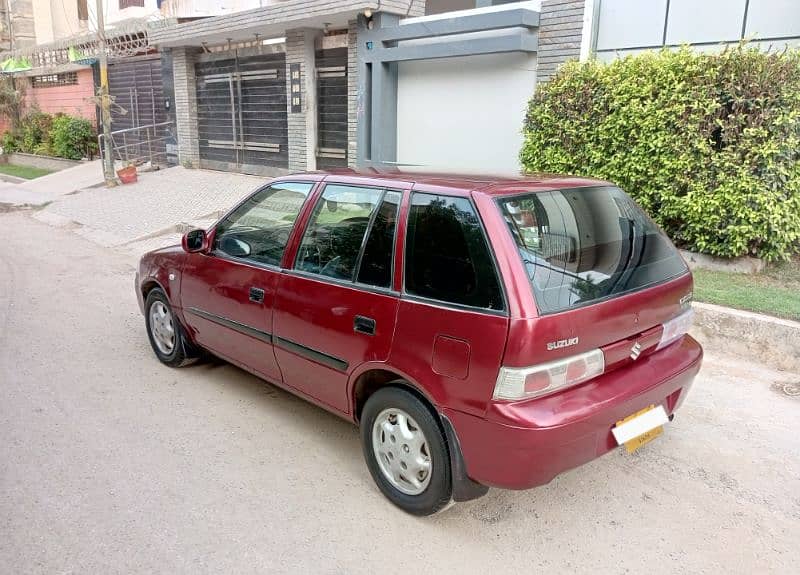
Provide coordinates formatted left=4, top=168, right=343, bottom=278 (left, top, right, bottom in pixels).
left=590, top=0, right=800, bottom=61
left=1, top=0, right=37, bottom=51
left=0, top=0, right=798, bottom=173
left=0, top=0, right=169, bottom=130
left=148, top=0, right=800, bottom=175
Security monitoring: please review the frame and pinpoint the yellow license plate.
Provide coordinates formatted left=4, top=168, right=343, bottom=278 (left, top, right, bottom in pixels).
left=615, top=405, right=665, bottom=454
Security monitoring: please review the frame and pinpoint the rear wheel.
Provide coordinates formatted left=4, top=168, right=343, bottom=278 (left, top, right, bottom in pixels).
left=144, top=288, right=198, bottom=367
left=360, top=387, right=452, bottom=515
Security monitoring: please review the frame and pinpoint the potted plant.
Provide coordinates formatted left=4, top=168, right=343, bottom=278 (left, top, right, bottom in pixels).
left=116, top=161, right=137, bottom=184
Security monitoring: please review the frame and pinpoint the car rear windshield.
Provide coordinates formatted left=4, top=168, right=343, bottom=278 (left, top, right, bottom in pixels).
left=498, top=186, right=688, bottom=314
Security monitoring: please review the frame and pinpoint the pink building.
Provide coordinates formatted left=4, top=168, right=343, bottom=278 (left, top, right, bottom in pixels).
left=0, top=67, right=97, bottom=137
left=26, top=68, right=96, bottom=126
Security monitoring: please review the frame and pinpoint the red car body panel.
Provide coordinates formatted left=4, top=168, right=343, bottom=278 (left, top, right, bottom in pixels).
left=180, top=253, right=284, bottom=382
left=136, top=245, right=185, bottom=310
left=137, top=169, right=703, bottom=491
left=388, top=299, right=509, bottom=416
left=272, top=272, right=400, bottom=414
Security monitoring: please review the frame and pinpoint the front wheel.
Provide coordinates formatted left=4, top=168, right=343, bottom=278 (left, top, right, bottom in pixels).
left=360, top=387, right=452, bottom=515
left=144, top=288, right=198, bottom=367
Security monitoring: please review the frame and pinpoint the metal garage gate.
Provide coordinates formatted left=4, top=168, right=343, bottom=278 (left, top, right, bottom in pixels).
left=195, top=52, right=288, bottom=175
left=315, top=48, right=348, bottom=168
left=107, top=54, right=169, bottom=164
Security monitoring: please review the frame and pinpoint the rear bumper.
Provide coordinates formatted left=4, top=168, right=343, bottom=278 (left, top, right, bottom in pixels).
left=443, top=335, right=703, bottom=490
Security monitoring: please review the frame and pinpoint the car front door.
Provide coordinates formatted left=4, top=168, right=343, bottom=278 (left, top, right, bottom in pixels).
left=179, top=180, right=317, bottom=383
left=271, top=183, right=403, bottom=414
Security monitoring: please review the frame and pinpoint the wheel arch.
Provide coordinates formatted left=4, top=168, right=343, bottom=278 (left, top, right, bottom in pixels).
left=349, top=364, right=439, bottom=425
left=140, top=278, right=166, bottom=300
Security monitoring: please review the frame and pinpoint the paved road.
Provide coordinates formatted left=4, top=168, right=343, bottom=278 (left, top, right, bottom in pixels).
left=1, top=211, right=798, bottom=575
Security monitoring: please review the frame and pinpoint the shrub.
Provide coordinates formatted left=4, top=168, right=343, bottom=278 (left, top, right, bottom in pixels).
left=1, top=130, right=19, bottom=153
left=2, top=112, right=97, bottom=160
left=49, top=114, right=96, bottom=160
left=19, top=111, right=53, bottom=154
left=33, top=141, right=52, bottom=156
left=520, top=45, right=800, bottom=261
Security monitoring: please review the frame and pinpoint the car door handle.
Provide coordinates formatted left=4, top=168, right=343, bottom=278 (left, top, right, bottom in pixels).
left=354, top=315, right=376, bottom=336
left=249, top=287, right=265, bottom=304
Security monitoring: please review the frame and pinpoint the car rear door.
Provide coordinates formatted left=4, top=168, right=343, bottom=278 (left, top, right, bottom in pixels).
left=271, top=182, right=404, bottom=414
left=179, top=180, right=317, bottom=382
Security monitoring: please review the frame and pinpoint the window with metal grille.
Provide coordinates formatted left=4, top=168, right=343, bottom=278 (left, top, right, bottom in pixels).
left=119, top=0, right=144, bottom=8
left=32, top=73, right=79, bottom=88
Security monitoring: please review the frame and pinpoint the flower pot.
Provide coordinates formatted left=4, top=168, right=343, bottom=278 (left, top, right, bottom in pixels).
left=117, top=165, right=137, bottom=184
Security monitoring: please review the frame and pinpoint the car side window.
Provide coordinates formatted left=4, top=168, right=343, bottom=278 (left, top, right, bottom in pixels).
left=295, top=184, right=385, bottom=282
left=213, top=181, right=314, bottom=266
left=405, top=193, right=503, bottom=310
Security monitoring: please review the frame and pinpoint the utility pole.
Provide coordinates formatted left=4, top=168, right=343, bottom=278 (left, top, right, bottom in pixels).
left=95, top=0, right=116, bottom=186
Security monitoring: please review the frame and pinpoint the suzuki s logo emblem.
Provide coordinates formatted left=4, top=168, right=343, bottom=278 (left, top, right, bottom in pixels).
left=630, top=342, right=642, bottom=361
left=547, top=337, right=579, bottom=351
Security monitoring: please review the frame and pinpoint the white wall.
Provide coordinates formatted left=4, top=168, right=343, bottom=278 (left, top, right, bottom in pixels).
left=31, top=0, right=83, bottom=44
left=105, top=0, right=161, bottom=26
left=396, top=51, right=537, bottom=174
left=159, top=0, right=275, bottom=18
left=31, top=0, right=55, bottom=44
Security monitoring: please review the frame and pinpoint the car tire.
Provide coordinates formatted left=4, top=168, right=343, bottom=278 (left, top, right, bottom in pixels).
left=360, top=386, right=452, bottom=516
left=144, top=288, right=198, bottom=367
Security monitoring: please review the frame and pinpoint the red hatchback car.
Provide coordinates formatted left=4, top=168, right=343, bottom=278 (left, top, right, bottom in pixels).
left=136, top=170, right=702, bottom=515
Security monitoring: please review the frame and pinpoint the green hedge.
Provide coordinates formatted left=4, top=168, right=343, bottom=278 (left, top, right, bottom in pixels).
left=50, top=115, right=96, bottom=160
left=520, top=45, right=800, bottom=261
left=1, top=111, right=97, bottom=160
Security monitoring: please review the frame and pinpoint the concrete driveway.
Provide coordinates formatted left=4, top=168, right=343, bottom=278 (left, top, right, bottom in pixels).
left=1, top=211, right=798, bottom=574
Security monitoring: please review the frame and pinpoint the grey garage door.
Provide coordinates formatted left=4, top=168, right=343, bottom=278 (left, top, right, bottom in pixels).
left=107, top=54, right=169, bottom=164
left=195, top=52, right=288, bottom=175
left=315, top=47, right=348, bottom=169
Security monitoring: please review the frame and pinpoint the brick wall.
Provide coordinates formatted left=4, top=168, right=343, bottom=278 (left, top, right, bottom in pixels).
left=27, top=69, right=97, bottom=125
left=347, top=19, right=358, bottom=168
left=537, top=0, right=586, bottom=82
left=171, top=47, right=200, bottom=168
left=285, top=29, right=310, bottom=171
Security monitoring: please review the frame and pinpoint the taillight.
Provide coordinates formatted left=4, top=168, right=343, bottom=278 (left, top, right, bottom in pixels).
left=492, top=349, right=605, bottom=401
left=657, top=308, right=694, bottom=350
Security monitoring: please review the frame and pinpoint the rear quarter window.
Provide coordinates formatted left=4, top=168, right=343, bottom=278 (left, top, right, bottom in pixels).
left=405, top=193, right=503, bottom=311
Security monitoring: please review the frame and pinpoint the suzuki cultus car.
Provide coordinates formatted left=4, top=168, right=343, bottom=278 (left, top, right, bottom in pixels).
left=136, top=170, right=702, bottom=515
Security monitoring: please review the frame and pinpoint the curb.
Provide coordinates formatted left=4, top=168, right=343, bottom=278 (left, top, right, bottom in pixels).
left=0, top=174, right=27, bottom=184
left=680, top=250, right=765, bottom=274
left=691, top=302, right=800, bottom=372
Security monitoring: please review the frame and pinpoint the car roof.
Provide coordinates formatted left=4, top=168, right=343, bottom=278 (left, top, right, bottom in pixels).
left=287, top=167, right=609, bottom=196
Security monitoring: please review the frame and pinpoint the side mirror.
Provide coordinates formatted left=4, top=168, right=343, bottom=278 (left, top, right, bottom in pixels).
left=182, top=229, right=207, bottom=253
